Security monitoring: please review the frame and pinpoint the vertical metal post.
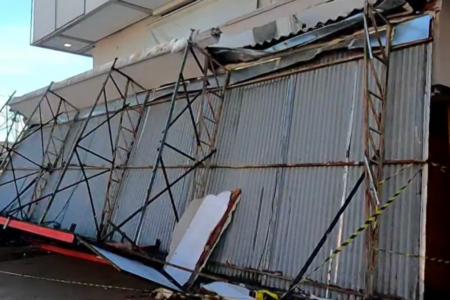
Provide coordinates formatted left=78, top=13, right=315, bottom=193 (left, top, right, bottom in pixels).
left=133, top=41, right=191, bottom=243
left=99, top=82, right=151, bottom=239
left=362, top=2, right=392, bottom=298
left=190, top=63, right=230, bottom=200
left=39, top=63, right=117, bottom=225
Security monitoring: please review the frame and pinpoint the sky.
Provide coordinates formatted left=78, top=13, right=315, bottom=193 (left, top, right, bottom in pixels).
left=0, top=1, right=92, bottom=140
left=0, top=0, right=92, bottom=105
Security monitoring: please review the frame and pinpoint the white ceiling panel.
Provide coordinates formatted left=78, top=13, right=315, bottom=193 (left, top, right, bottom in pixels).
left=42, top=36, right=91, bottom=52
left=122, top=0, right=172, bottom=10
left=63, top=3, right=149, bottom=41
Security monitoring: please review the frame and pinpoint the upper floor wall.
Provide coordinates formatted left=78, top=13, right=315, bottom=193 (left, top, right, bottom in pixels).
left=31, top=0, right=209, bottom=56
left=92, top=0, right=261, bottom=66
left=31, top=0, right=281, bottom=66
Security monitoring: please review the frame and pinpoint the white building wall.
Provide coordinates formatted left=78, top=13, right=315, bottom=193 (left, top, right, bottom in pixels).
left=92, top=0, right=263, bottom=66
left=32, top=0, right=56, bottom=42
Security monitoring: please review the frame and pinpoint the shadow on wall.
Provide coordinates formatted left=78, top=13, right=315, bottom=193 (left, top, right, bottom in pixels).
left=425, top=100, right=450, bottom=300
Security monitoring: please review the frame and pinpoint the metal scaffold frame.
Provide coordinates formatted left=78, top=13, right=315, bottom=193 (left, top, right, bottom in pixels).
left=362, top=2, right=392, bottom=298
left=0, top=92, right=22, bottom=156
left=0, top=61, right=150, bottom=237
left=0, top=85, right=79, bottom=220
left=101, top=38, right=230, bottom=244
left=32, top=60, right=151, bottom=237
left=0, top=39, right=230, bottom=247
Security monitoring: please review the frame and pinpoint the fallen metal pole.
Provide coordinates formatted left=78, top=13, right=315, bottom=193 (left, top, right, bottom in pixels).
left=281, top=172, right=365, bottom=299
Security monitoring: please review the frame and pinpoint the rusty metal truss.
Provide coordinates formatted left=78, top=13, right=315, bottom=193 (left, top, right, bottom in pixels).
left=362, top=2, right=393, bottom=298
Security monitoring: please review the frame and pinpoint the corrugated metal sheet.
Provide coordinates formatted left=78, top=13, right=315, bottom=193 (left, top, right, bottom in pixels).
left=376, top=165, right=423, bottom=300
left=3, top=126, right=50, bottom=169
left=111, top=168, right=192, bottom=250
left=0, top=112, right=138, bottom=237
left=0, top=170, right=39, bottom=216
left=111, top=98, right=200, bottom=248
left=351, top=46, right=427, bottom=161
left=30, top=169, right=110, bottom=238
left=288, top=61, right=360, bottom=163
left=127, top=99, right=198, bottom=168
left=330, top=166, right=366, bottom=298
left=213, top=77, right=290, bottom=165
left=0, top=125, right=62, bottom=216
left=204, top=44, right=429, bottom=299
left=205, top=168, right=280, bottom=281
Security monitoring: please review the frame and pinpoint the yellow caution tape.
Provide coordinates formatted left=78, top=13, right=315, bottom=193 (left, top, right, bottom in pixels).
left=429, top=162, right=447, bottom=173
left=0, top=269, right=266, bottom=300
left=377, top=163, right=413, bottom=186
left=0, top=269, right=147, bottom=291
left=294, top=168, right=422, bottom=286
left=376, top=248, right=450, bottom=265
left=378, top=161, right=447, bottom=187
left=253, top=290, right=279, bottom=300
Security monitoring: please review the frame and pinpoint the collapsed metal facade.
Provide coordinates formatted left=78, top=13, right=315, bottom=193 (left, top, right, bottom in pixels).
left=0, top=2, right=433, bottom=300
left=205, top=44, right=429, bottom=300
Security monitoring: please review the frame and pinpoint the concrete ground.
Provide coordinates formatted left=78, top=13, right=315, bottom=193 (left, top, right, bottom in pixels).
left=0, top=253, right=155, bottom=300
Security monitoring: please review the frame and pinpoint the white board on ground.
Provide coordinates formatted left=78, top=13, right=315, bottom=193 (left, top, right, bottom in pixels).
left=164, top=191, right=232, bottom=286
left=202, top=282, right=254, bottom=300
left=92, top=245, right=181, bottom=291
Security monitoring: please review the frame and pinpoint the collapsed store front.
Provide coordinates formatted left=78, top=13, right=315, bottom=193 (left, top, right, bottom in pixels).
left=0, top=1, right=449, bottom=299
